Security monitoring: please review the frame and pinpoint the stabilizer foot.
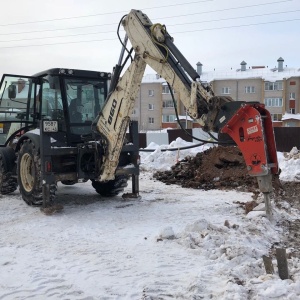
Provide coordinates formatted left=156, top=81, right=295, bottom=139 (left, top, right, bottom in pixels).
left=40, top=204, right=64, bottom=215
left=122, top=192, right=142, bottom=200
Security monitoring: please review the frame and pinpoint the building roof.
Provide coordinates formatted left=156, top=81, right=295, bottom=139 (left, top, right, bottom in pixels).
left=142, top=74, right=166, bottom=83
left=142, top=67, right=300, bottom=84
left=175, top=115, right=194, bottom=121
left=200, top=67, right=300, bottom=82
left=282, top=113, right=300, bottom=121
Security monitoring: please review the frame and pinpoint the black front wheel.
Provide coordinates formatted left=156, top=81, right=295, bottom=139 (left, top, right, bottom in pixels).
left=91, top=175, right=129, bottom=197
left=17, top=140, right=43, bottom=205
left=17, top=140, right=56, bottom=206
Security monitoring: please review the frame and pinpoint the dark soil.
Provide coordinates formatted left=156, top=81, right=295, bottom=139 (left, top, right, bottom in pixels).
left=153, top=146, right=259, bottom=193
left=153, top=145, right=300, bottom=258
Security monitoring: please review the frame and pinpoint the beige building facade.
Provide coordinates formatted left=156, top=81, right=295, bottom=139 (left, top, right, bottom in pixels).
left=133, top=58, right=300, bottom=130
left=132, top=74, right=184, bottom=131
left=204, top=58, right=300, bottom=128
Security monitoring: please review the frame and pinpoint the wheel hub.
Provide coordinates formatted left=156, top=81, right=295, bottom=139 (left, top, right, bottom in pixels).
left=20, top=153, right=35, bottom=192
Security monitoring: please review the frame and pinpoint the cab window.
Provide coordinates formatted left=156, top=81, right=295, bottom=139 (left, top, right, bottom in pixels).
left=0, top=75, right=36, bottom=144
left=64, top=78, right=107, bottom=135
left=0, top=76, right=33, bottom=113
left=41, top=78, right=63, bottom=120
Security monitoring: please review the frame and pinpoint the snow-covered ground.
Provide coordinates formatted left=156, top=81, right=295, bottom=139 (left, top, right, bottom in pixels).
left=1, top=140, right=300, bottom=299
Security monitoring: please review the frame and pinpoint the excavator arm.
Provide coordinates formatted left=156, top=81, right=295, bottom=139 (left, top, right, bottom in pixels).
left=96, top=9, right=278, bottom=208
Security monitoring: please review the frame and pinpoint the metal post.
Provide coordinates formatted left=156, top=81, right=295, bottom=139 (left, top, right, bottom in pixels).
left=264, top=193, right=272, bottom=220
left=39, top=120, right=60, bottom=213
left=42, top=184, right=50, bottom=208
left=40, top=120, right=52, bottom=208
left=257, top=175, right=273, bottom=220
left=132, top=174, right=139, bottom=195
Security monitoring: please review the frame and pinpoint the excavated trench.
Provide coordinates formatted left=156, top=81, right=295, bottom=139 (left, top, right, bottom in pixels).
left=153, top=145, right=300, bottom=258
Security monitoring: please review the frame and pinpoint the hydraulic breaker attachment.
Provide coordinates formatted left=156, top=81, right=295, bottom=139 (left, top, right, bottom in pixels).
left=220, top=102, right=278, bottom=178
left=219, top=102, right=278, bottom=218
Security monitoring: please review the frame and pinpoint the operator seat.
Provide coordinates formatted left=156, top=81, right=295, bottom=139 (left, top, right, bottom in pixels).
left=69, top=98, right=83, bottom=123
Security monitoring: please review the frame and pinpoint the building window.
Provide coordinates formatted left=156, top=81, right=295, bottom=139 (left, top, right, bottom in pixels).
left=148, top=117, right=154, bottom=124
left=162, top=86, right=170, bottom=94
left=221, top=87, right=231, bottom=94
left=272, top=113, right=282, bottom=121
left=162, top=115, right=176, bottom=122
left=148, top=90, right=154, bottom=97
left=290, top=99, right=296, bottom=110
left=264, top=98, right=283, bottom=107
left=290, top=81, right=296, bottom=86
left=277, top=81, right=283, bottom=90
left=285, top=121, right=297, bottom=127
left=148, top=103, right=154, bottom=110
left=163, top=100, right=175, bottom=108
left=162, top=85, right=175, bottom=94
left=290, top=92, right=296, bottom=99
left=264, top=81, right=283, bottom=91
left=290, top=108, right=296, bottom=114
left=245, top=86, right=255, bottom=93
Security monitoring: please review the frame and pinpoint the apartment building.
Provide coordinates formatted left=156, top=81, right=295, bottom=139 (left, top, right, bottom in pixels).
left=133, top=58, right=300, bottom=130
left=202, top=58, right=300, bottom=127
left=132, top=74, right=185, bottom=131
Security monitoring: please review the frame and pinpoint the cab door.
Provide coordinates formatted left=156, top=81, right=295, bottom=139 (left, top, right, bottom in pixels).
left=0, top=74, right=40, bottom=145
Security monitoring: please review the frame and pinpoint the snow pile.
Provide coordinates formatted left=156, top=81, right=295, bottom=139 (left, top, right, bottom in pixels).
left=278, top=148, right=300, bottom=181
left=140, top=137, right=212, bottom=171
left=283, top=146, right=300, bottom=160
left=172, top=217, right=294, bottom=299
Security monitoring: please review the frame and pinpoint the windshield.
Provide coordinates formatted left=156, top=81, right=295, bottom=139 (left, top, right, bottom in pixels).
left=65, top=78, right=107, bottom=135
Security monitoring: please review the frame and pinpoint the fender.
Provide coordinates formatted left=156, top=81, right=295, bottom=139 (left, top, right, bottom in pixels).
left=15, top=132, right=41, bottom=153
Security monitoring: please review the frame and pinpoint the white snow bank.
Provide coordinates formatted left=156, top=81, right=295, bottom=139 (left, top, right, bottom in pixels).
left=278, top=148, right=300, bottom=181
left=140, top=137, right=212, bottom=171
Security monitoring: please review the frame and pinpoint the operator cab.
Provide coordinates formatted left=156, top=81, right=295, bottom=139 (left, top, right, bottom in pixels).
left=0, top=68, right=111, bottom=146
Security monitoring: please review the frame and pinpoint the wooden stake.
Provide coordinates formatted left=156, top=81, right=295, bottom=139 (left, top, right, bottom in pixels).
left=263, top=255, right=274, bottom=274
left=276, top=248, right=289, bottom=280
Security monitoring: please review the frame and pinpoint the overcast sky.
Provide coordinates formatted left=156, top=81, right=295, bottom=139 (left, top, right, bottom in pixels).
left=0, top=0, right=299, bottom=77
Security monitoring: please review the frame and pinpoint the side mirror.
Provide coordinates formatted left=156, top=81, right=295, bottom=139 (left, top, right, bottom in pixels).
left=8, top=84, right=16, bottom=99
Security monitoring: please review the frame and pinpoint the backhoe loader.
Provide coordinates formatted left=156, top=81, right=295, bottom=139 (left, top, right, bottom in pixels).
left=0, top=10, right=278, bottom=213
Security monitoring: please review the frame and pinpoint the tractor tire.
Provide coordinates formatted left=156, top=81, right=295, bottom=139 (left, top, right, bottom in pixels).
left=91, top=175, right=129, bottom=197
left=17, top=140, right=56, bottom=206
left=61, top=180, right=77, bottom=186
left=0, top=148, right=18, bottom=195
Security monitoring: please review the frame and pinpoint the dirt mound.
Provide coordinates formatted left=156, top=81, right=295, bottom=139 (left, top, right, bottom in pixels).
left=153, top=145, right=259, bottom=193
